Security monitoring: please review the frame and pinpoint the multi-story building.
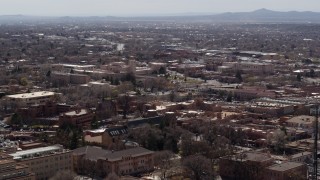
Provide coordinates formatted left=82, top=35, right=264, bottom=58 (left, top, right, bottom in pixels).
left=289, top=151, right=313, bottom=163
left=84, top=81, right=115, bottom=96
left=286, top=115, right=314, bottom=132
left=6, top=91, right=56, bottom=107
left=73, top=146, right=154, bottom=178
left=224, top=61, right=274, bottom=74
left=264, top=162, right=307, bottom=180
left=9, top=145, right=73, bottom=180
left=246, top=101, right=295, bottom=117
left=84, top=126, right=128, bottom=148
left=51, top=72, right=90, bottom=86
left=17, top=102, right=75, bottom=122
left=101, top=62, right=126, bottom=73
left=51, top=64, right=95, bottom=71
left=219, top=152, right=274, bottom=180
left=59, top=109, right=94, bottom=128
left=0, top=153, right=35, bottom=180
left=219, top=151, right=308, bottom=180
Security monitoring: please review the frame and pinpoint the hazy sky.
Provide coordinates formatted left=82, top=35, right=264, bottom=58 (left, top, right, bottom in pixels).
left=1, top=0, right=320, bottom=16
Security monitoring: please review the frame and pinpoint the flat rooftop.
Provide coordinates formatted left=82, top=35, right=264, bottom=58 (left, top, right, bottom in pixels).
left=9, top=145, right=64, bottom=160
left=54, top=64, right=95, bottom=69
left=73, top=146, right=153, bottom=162
left=7, top=91, right=55, bottom=99
left=267, top=162, right=305, bottom=172
left=291, top=151, right=312, bottom=159
left=287, top=115, right=314, bottom=124
left=63, top=109, right=89, bottom=116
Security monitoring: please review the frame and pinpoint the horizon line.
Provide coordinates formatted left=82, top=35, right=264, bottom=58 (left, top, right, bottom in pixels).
left=1, top=8, right=320, bottom=18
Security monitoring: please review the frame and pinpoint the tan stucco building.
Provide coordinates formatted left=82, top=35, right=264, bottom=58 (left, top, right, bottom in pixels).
left=9, top=145, right=73, bottom=180
left=0, top=153, right=35, bottom=180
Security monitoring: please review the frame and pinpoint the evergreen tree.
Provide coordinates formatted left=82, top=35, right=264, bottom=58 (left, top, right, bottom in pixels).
left=159, top=67, right=166, bottom=74
left=91, top=115, right=99, bottom=129
left=227, top=92, right=233, bottom=102
left=70, top=130, right=79, bottom=150
left=236, top=70, right=243, bottom=82
left=46, top=70, right=51, bottom=77
left=297, top=73, right=302, bottom=81
left=11, top=113, right=22, bottom=127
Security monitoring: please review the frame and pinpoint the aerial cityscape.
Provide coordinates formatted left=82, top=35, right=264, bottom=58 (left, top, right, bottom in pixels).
left=1, top=1, right=320, bottom=180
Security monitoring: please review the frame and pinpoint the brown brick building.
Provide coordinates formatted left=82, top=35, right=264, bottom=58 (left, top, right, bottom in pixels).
left=73, top=146, right=154, bottom=178
left=59, top=109, right=94, bottom=128
left=264, top=162, right=307, bottom=180
left=219, top=152, right=308, bottom=180
left=219, top=152, right=274, bottom=180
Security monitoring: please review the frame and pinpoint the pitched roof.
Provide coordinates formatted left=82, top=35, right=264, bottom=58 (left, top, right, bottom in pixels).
left=73, top=146, right=111, bottom=161
left=105, top=147, right=153, bottom=162
left=73, top=146, right=153, bottom=162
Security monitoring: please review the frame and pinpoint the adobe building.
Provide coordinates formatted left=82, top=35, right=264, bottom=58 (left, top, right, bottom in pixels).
left=51, top=72, right=90, bottom=86
left=84, top=126, right=128, bottom=148
left=73, top=146, right=154, bottom=178
left=286, top=115, right=314, bottom=134
left=86, top=81, right=115, bottom=96
left=224, top=61, right=274, bottom=74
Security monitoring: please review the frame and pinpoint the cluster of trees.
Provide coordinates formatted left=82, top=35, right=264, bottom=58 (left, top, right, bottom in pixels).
left=50, top=122, right=84, bottom=150
left=181, top=125, right=242, bottom=158
left=103, top=73, right=136, bottom=86
left=127, top=124, right=180, bottom=153
left=267, top=128, right=288, bottom=154
left=129, top=121, right=248, bottom=179
left=10, top=113, right=24, bottom=128
left=179, top=123, right=249, bottom=179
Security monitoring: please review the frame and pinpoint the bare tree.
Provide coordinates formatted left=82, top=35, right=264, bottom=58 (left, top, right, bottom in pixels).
left=269, top=129, right=287, bottom=153
left=182, top=154, right=215, bottom=180
left=154, top=150, right=176, bottom=179
left=105, top=173, right=119, bottom=180
left=49, top=170, right=76, bottom=180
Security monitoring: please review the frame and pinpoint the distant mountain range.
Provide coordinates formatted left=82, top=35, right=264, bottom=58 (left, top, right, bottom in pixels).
left=211, top=8, right=320, bottom=23
left=1, top=9, right=320, bottom=23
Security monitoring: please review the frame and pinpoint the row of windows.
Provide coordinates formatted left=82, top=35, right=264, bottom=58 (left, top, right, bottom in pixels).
left=120, top=166, right=148, bottom=174
left=30, top=163, right=71, bottom=169
left=1, top=170, right=27, bottom=179
left=26, top=154, right=71, bottom=163
left=0, top=164, right=15, bottom=171
left=269, top=171, right=280, bottom=177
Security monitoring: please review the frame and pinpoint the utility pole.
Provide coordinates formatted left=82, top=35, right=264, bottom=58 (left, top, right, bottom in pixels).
left=312, top=105, right=319, bottom=180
